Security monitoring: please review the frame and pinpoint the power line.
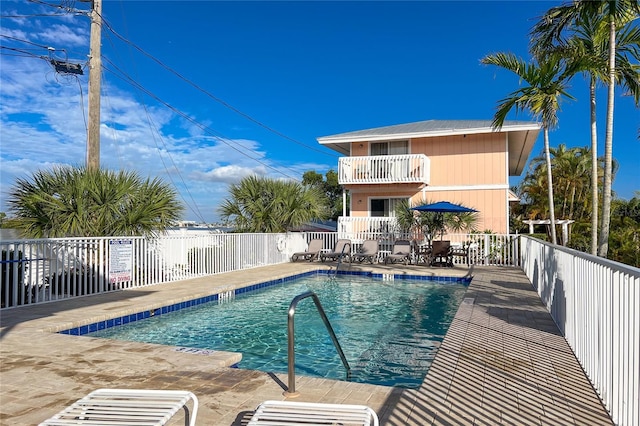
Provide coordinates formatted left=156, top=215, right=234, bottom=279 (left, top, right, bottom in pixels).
left=1, top=13, right=71, bottom=18
left=0, top=46, right=47, bottom=58
left=100, top=57, right=301, bottom=181
left=101, top=29, right=210, bottom=224
left=0, top=34, right=54, bottom=50
left=97, top=12, right=337, bottom=160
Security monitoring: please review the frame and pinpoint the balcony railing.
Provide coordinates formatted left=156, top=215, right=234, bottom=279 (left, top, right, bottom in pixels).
left=338, top=154, right=430, bottom=185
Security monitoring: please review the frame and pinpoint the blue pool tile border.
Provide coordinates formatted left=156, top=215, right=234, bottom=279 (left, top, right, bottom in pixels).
left=59, top=270, right=470, bottom=336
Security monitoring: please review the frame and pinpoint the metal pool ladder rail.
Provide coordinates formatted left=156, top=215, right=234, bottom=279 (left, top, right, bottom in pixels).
left=285, top=291, right=351, bottom=397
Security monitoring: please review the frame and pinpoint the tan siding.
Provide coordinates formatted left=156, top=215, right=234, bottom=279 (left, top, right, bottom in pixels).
left=351, top=142, right=368, bottom=156
left=412, top=134, right=506, bottom=186
left=421, top=188, right=508, bottom=233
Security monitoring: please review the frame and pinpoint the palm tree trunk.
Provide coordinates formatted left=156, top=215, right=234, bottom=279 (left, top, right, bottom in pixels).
left=544, top=128, right=558, bottom=245
left=590, top=77, right=598, bottom=255
left=598, top=18, right=616, bottom=257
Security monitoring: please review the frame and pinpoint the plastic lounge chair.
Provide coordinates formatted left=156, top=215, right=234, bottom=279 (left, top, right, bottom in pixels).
left=39, top=388, right=199, bottom=426
left=430, top=240, right=453, bottom=267
left=291, top=238, right=323, bottom=262
left=352, top=239, right=379, bottom=264
left=320, top=239, right=352, bottom=263
left=248, top=400, right=379, bottom=426
left=384, top=240, right=412, bottom=265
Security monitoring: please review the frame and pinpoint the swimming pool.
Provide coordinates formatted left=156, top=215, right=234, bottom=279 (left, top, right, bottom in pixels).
left=87, top=273, right=469, bottom=388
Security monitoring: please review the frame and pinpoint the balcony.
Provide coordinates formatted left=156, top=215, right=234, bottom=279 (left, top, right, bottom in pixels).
left=338, top=154, right=430, bottom=185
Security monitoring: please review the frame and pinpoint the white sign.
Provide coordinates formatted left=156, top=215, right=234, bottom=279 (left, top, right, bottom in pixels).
left=109, top=239, right=133, bottom=283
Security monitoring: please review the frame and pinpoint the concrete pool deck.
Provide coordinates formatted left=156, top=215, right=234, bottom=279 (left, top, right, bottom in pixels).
left=0, top=262, right=612, bottom=425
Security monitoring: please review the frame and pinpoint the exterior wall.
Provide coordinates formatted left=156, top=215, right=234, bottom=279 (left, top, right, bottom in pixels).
left=414, top=188, right=508, bottom=233
left=351, top=142, right=368, bottom=156
left=411, top=133, right=507, bottom=186
left=350, top=188, right=417, bottom=218
left=346, top=133, right=511, bottom=233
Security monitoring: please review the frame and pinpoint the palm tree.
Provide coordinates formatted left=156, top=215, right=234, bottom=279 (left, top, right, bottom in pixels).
left=394, top=200, right=478, bottom=244
left=219, top=175, right=329, bottom=233
left=550, top=145, right=591, bottom=219
left=7, top=166, right=183, bottom=238
left=530, top=0, right=640, bottom=256
left=481, top=53, right=576, bottom=245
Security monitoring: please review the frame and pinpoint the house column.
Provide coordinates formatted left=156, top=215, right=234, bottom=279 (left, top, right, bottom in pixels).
left=342, top=190, right=347, bottom=217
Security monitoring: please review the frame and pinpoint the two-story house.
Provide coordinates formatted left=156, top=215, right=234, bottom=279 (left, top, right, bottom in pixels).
left=317, top=119, right=541, bottom=240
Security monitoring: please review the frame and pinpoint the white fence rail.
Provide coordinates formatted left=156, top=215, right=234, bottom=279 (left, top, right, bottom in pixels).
left=1, top=231, right=519, bottom=309
left=520, top=236, right=639, bottom=426
left=1, top=233, right=295, bottom=309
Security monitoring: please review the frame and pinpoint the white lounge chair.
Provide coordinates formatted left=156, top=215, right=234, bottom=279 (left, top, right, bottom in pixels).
left=248, top=400, right=379, bottom=426
left=39, top=388, right=198, bottom=426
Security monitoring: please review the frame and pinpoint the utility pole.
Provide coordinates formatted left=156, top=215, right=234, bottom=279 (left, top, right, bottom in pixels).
left=86, top=0, right=102, bottom=170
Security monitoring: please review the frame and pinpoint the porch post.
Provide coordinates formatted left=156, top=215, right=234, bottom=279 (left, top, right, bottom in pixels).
left=342, top=190, right=347, bottom=217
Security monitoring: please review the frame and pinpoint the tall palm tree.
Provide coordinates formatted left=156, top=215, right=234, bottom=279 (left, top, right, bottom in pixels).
left=7, top=166, right=183, bottom=238
left=481, top=53, right=576, bottom=244
left=219, top=175, right=329, bottom=233
left=530, top=0, right=640, bottom=256
left=551, top=145, right=591, bottom=219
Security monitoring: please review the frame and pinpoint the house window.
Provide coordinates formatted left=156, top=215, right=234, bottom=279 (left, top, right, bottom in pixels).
left=370, top=141, right=408, bottom=156
left=370, top=198, right=408, bottom=217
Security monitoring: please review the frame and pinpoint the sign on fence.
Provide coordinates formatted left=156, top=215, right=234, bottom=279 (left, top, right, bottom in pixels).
left=109, top=239, right=133, bottom=284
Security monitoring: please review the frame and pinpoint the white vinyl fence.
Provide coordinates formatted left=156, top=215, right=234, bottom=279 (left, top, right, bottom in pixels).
left=520, top=236, right=639, bottom=426
left=1, top=231, right=520, bottom=309
left=0, top=232, right=301, bottom=308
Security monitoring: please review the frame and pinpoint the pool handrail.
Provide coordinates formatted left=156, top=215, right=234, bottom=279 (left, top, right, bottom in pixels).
left=285, top=291, right=351, bottom=396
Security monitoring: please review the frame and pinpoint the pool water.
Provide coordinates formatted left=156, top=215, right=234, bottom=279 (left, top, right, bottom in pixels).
left=88, top=274, right=468, bottom=388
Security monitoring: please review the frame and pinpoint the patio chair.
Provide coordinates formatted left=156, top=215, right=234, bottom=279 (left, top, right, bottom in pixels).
left=430, top=240, right=453, bottom=267
left=414, top=242, right=432, bottom=265
left=291, top=238, right=323, bottom=262
left=449, top=243, right=470, bottom=266
left=384, top=239, right=412, bottom=265
left=248, top=400, right=379, bottom=426
left=352, top=239, right=379, bottom=264
left=320, top=239, right=352, bottom=263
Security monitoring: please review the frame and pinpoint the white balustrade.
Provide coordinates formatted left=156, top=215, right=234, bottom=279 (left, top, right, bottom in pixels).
left=338, top=154, right=430, bottom=185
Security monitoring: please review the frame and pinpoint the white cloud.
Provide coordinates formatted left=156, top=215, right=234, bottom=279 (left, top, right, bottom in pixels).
left=37, top=23, right=89, bottom=48
left=192, top=164, right=268, bottom=184
left=0, top=5, right=338, bottom=223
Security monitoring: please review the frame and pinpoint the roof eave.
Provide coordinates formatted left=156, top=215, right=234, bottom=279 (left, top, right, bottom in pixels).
left=317, top=123, right=542, bottom=145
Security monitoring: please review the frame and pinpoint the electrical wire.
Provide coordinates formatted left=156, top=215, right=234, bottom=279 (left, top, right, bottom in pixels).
left=100, top=57, right=300, bottom=181
left=0, top=34, right=56, bottom=49
left=4, top=1, right=335, bottom=224
left=97, top=12, right=337, bottom=159
left=102, top=25, right=211, bottom=224
left=75, top=73, right=88, bottom=134
left=1, top=13, right=71, bottom=18
left=0, top=46, right=47, bottom=58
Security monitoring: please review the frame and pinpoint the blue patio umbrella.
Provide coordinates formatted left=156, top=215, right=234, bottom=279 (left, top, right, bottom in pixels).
left=410, top=201, right=478, bottom=213
left=410, top=201, right=478, bottom=242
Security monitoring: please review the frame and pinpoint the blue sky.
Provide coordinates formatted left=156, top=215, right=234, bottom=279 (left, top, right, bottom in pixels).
left=1, top=1, right=638, bottom=223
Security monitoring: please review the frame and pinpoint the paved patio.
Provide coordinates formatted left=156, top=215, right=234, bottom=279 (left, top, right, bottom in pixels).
left=0, top=262, right=612, bottom=425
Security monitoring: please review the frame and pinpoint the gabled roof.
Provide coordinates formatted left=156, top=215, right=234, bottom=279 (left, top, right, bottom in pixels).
left=317, top=119, right=541, bottom=176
